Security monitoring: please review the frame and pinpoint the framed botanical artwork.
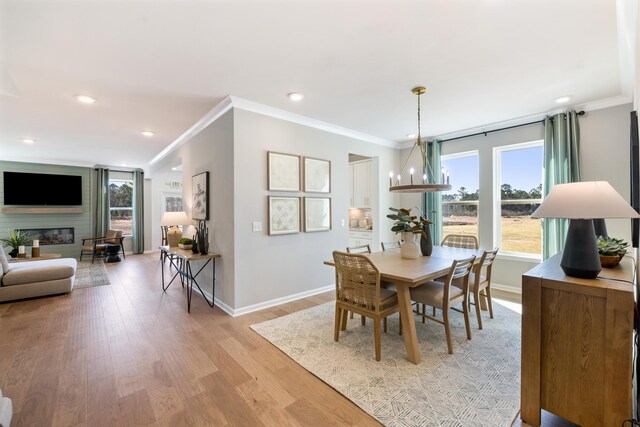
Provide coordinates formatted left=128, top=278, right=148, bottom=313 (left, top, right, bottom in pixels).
left=304, top=197, right=331, bottom=232
left=304, top=157, right=331, bottom=193
left=268, top=151, right=300, bottom=192
left=192, top=172, right=209, bottom=220
left=268, top=196, right=300, bottom=235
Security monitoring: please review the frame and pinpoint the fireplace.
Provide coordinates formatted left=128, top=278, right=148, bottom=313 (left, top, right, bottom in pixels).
left=21, top=227, right=75, bottom=245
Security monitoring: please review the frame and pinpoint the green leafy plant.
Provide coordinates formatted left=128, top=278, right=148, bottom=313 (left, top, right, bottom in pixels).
left=178, top=237, right=193, bottom=245
left=387, top=207, right=431, bottom=237
left=596, top=236, right=629, bottom=257
left=0, top=229, right=33, bottom=250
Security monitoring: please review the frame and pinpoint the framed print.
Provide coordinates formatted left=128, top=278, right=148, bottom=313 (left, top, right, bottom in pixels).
left=304, top=157, right=331, bottom=193
left=268, top=196, right=300, bottom=235
left=268, top=151, right=300, bottom=191
left=192, top=172, right=209, bottom=220
left=162, top=192, right=183, bottom=213
left=304, top=197, right=331, bottom=232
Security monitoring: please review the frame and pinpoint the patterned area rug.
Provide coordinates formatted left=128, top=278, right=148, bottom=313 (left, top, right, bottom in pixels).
left=251, top=301, right=521, bottom=427
left=74, top=260, right=110, bottom=288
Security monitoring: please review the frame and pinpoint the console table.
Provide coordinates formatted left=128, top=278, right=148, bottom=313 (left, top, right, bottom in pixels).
left=9, top=253, right=62, bottom=263
left=159, top=246, right=221, bottom=313
left=521, top=254, right=634, bottom=426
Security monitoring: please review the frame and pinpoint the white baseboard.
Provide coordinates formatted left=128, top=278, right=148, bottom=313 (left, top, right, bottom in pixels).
left=193, top=284, right=335, bottom=317
left=492, top=282, right=522, bottom=295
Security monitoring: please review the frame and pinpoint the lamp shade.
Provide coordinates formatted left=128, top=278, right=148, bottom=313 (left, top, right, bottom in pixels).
left=531, top=181, right=640, bottom=219
left=160, top=211, right=190, bottom=226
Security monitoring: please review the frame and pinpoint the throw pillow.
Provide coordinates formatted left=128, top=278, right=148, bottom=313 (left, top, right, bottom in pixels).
left=0, top=246, right=8, bottom=274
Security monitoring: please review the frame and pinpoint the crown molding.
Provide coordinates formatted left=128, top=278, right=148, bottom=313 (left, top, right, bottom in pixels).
left=229, top=96, right=395, bottom=147
left=148, top=96, right=233, bottom=166
left=0, top=155, right=96, bottom=169
left=575, top=94, right=633, bottom=112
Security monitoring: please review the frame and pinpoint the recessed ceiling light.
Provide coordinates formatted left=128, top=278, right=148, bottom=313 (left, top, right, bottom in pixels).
left=22, top=138, right=36, bottom=144
left=555, top=95, right=572, bottom=104
left=406, top=134, right=416, bottom=138
left=120, top=163, right=127, bottom=167
left=75, top=94, right=96, bottom=104
left=141, top=130, right=155, bottom=137
left=287, top=92, right=304, bottom=101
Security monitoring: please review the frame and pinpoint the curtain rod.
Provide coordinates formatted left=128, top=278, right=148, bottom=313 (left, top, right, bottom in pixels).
left=438, top=111, right=585, bottom=143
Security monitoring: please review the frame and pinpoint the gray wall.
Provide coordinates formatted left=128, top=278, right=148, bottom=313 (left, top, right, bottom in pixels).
left=0, top=161, right=92, bottom=259
left=407, top=103, right=634, bottom=292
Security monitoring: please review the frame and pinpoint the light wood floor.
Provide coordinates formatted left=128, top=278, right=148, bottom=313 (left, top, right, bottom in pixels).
left=0, top=253, right=572, bottom=426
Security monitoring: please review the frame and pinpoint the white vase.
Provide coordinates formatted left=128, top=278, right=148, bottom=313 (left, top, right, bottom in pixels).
left=400, top=232, right=420, bottom=259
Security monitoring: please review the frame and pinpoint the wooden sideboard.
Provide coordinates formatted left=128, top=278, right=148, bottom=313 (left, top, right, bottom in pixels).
left=521, top=254, right=634, bottom=427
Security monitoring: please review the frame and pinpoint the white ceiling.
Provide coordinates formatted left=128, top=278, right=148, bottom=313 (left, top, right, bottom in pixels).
left=0, top=0, right=632, bottom=169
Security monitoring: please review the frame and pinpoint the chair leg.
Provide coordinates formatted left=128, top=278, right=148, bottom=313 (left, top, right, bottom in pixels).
left=350, top=311, right=354, bottom=319
left=474, top=290, right=483, bottom=330
left=432, top=306, right=436, bottom=317
left=373, top=318, right=381, bottom=362
left=463, top=298, right=472, bottom=340
left=341, top=310, right=348, bottom=331
left=398, top=314, right=402, bottom=335
left=383, top=317, right=387, bottom=333
left=422, top=304, right=426, bottom=323
left=443, top=309, right=453, bottom=354
left=361, top=315, right=366, bottom=326
left=334, top=306, right=342, bottom=342
left=486, top=286, right=494, bottom=319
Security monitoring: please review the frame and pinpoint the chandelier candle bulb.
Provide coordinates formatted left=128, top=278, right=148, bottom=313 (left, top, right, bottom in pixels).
left=397, top=174, right=401, bottom=185
left=423, top=174, right=427, bottom=183
left=389, top=171, right=394, bottom=187
left=446, top=171, right=450, bottom=185
left=409, top=168, right=414, bottom=184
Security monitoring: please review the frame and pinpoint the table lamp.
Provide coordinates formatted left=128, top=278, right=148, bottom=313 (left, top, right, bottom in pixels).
left=161, top=211, right=190, bottom=247
left=532, top=181, right=640, bottom=278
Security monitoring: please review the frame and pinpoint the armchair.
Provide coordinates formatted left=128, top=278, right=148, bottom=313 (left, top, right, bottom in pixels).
left=80, top=230, right=125, bottom=263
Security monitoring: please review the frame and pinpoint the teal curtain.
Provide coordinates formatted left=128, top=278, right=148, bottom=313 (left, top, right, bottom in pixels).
left=132, top=170, right=145, bottom=254
left=94, top=168, right=110, bottom=237
left=423, top=139, right=444, bottom=245
left=542, top=111, right=581, bottom=259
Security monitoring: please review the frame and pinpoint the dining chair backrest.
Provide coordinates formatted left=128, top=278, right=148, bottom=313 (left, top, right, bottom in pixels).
left=332, top=251, right=382, bottom=314
left=443, top=255, right=476, bottom=300
left=476, top=248, right=499, bottom=278
left=346, top=244, right=371, bottom=254
left=441, top=234, right=479, bottom=249
left=380, top=241, right=400, bottom=251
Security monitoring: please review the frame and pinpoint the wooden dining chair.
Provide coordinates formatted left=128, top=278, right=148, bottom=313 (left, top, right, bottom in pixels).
left=346, top=244, right=371, bottom=254
left=380, top=241, right=400, bottom=251
left=453, top=248, right=499, bottom=329
left=441, top=234, right=479, bottom=249
left=332, top=251, right=400, bottom=361
left=410, top=255, right=476, bottom=354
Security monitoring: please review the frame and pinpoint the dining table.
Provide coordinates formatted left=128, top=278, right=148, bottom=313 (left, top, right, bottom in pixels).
left=324, top=245, right=484, bottom=365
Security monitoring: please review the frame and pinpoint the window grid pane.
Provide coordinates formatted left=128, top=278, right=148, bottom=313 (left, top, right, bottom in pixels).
left=498, top=145, right=542, bottom=255
left=442, top=154, right=479, bottom=241
left=109, top=180, right=134, bottom=235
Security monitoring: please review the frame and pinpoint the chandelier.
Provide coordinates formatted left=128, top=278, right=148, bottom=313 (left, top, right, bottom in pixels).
left=389, top=86, right=451, bottom=193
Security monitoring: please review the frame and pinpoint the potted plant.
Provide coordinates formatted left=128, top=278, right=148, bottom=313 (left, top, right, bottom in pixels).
left=387, top=208, right=431, bottom=259
left=596, top=236, right=629, bottom=268
left=0, top=229, right=33, bottom=258
left=178, top=237, right=193, bottom=250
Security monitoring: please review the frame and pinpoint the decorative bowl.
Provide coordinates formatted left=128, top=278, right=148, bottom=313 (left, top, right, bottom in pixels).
left=178, top=244, right=192, bottom=250
left=599, top=254, right=623, bottom=268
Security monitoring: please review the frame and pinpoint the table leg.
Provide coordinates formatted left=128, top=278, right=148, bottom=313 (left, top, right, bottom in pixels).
left=396, top=283, right=421, bottom=364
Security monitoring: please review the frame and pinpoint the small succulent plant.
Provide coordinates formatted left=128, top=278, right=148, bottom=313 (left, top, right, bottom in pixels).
left=596, top=236, right=629, bottom=257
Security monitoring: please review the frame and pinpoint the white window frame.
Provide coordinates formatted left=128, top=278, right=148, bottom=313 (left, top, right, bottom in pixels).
left=493, top=140, right=543, bottom=260
left=109, top=178, right=134, bottom=237
left=441, top=150, right=480, bottom=240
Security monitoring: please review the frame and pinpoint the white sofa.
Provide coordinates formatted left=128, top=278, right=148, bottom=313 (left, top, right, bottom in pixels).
left=0, top=247, right=76, bottom=303
left=0, top=388, right=11, bottom=427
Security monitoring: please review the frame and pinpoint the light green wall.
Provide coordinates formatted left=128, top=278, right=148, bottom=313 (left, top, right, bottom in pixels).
left=0, top=161, right=92, bottom=259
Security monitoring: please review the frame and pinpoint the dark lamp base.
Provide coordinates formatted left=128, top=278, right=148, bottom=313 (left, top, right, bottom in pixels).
left=560, top=219, right=601, bottom=279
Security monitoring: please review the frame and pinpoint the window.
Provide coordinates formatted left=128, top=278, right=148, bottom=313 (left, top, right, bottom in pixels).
left=441, top=151, right=479, bottom=240
left=109, top=179, right=133, bottom=235
left=494, top=141, right=543, bottom=256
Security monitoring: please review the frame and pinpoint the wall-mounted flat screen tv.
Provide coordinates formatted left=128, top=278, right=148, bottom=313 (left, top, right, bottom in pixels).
left=3, top=172, right=82, bottom=206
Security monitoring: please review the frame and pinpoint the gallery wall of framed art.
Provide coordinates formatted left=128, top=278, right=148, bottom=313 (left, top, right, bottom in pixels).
left=266, top=151, right=332, bottom=235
